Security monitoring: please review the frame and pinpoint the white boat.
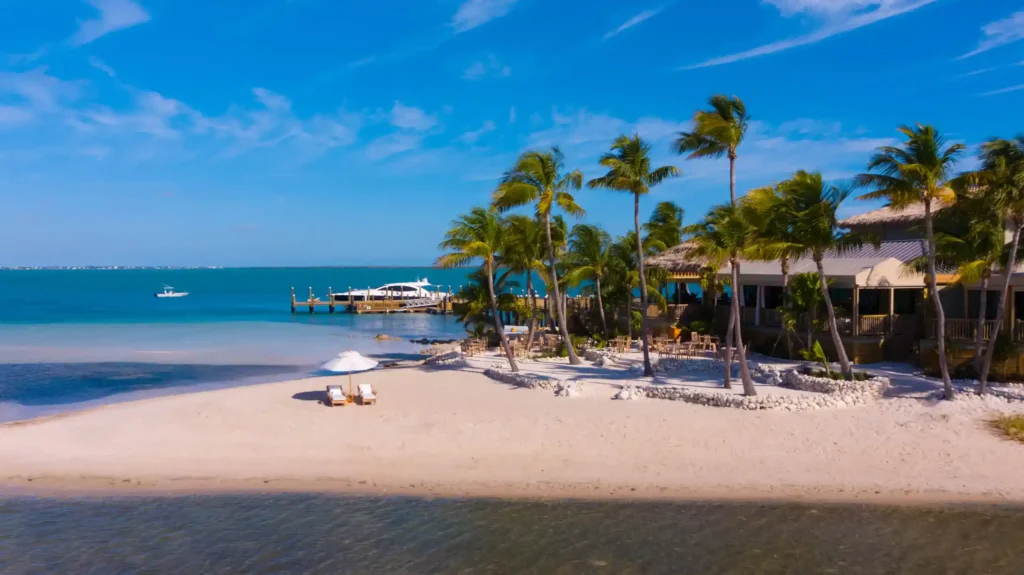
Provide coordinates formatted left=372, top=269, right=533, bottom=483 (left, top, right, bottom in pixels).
left=333, top=279, right=443, bottom=303
left=155, top=285, right=189, bottom=298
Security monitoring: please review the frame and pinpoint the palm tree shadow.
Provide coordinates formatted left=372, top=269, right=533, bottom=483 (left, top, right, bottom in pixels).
left=292, top=391, right=327, bottom=405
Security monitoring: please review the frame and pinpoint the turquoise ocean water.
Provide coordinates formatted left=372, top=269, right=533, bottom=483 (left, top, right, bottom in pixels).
left=0, top=268, right=478, bottom=420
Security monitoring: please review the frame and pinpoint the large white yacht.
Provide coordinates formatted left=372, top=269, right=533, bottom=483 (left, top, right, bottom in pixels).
left=333, top=279, right=443, bottom=302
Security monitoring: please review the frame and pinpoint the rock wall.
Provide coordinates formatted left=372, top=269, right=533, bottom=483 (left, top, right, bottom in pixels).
left=782, top=371, right=890, bottom=399
left=423, top=350, right=468, bottom=369
left=483, top=367, right=556, bottom=391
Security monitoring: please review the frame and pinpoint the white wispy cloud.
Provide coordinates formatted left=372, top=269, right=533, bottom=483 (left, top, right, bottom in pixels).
left=509, top=106, right=516, bottom=124
left=683, top=0, right=937, bottom=70
left=458, top=120, right=496, bottom=143
left=89, top=56, right=117, bottom=78
left=959, top=11, right=1024, bottom=60
left=0, top=68, right=83, bottom=116
left=603, top=6, right=666, bottom=41
left=348, top=56, right=376, bottom=69
left=452, top=0, right=519, bottom=33
left=389, top=102, right=437, bottom=131
left=365, top=133, right=422, bottom=160
left=463, top=54, right=511, bottom=80
left=71, top=0, right=151, bottom=46
left=981, top=83, right=1024, bottom=97
left=0, top=106, right=35, bottom=125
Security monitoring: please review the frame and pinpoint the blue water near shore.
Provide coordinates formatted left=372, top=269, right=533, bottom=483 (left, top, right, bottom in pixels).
left=0, top=268, right=479, bottom=420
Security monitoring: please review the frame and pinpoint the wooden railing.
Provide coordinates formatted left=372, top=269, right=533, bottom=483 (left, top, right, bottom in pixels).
left=932, top=319, right=1001, bottom=341
left=741, top=307, right=757, bottom=325
left=858, top=315, right=889, bottom=336
left=761, top=308, right=783, bottom=328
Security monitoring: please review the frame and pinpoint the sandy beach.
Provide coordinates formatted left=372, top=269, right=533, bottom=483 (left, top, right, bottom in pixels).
left=3, top=355, right=1024, bottom=504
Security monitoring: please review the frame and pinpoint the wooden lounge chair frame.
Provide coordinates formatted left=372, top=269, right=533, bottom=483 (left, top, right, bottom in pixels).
left=357, top=384, right=377, bottom=406
left=326, top=385, right=349, bottom=407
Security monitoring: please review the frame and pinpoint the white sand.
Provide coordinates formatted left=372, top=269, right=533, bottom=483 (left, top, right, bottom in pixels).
left=3, top=357, right=1024, bottom=504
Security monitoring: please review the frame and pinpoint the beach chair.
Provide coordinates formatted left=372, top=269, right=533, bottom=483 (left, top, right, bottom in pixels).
left=326, top=385, right=348, bottom=407
left=357, top=383, right=376, bottom=406
left=702, top=335, right=718, bottom=356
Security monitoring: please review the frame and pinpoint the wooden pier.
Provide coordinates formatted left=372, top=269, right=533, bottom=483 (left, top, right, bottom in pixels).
left=290, top=286, right=455, bottom=315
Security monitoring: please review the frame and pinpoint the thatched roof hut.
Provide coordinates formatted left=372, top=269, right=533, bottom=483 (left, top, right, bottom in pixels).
left=646, top=241, right=704, bottom=276
left=839, top=204, right=946, bottom=227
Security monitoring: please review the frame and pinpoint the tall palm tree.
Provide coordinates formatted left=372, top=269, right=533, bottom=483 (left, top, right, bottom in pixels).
left=588, top=135, right=682, bottom=377
left=788, top=271, right=829, bottom=353
left=904, top=191, right=1006, bottom=377
left=780, top=170, right=865, bottom=380
left=745, top=182, right=800, bottom=358
left=502, top=215, right=547, bottom=351
left=971, top=137, right=1024, bottom=393
left=855, top=125, right=965, bottom=399
left=564, top=224, right=614, bottom=336
left=673, top=95, right=749, bottom=206
left=437, top=207, right=519, bottom=372
left=643, top=201, right=686, bottom=248
left=673, top=95, right=749, bottom=371
left=683, top=203, right=758, bottom=395
left=493, top=148, right=585, bottom=365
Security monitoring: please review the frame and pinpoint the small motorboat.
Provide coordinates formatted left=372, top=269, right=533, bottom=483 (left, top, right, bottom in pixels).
left=155, top=285, right=189, bottom=298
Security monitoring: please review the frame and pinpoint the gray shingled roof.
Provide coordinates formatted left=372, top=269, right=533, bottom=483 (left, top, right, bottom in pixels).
left=828, top=240, right=926, bottom=262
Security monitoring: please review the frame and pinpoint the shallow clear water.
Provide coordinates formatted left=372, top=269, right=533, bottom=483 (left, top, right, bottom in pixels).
left=1, top=495, right=1023, bottom=574
left=0, top=268, right=477, bottom=417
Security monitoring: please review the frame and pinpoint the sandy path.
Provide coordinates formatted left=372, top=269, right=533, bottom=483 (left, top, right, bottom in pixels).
left=2, top=365, right=1024, bottom=503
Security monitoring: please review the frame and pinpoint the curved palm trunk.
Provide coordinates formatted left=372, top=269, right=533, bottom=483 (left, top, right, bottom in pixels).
left=731, top=258, right=755, bottom=395
left=923, top=201, right=954, bottom=399
left=728, top=152, right=737, bottom=206
left=781, top=257, right=793, bottom=359
left=633, top=192, right=654, bottom=377
left=543, top=212, right=582, bottom=365
left=724, top=280, right=735, bottom=390
left=486, top=259, right=518, bottom=372
left=815, top=256, right=852, bottom=380
left=973, top=274, right=989, bottom=375
left=596, top=276, right=608, bottom=337
left=980, top=224, right=1023, bottom=394
left=525, top=270, right=538, bottom=352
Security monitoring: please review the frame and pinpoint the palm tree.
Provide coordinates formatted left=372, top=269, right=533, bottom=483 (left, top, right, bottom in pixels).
left=745, top=182, right=800, bottom=358
left=588, top=135, right=682, bottom=377
left=683, top=203, right=757, bottom=395
left=564, top=224, right=614, bottom=336
left=904, top=191, right=1006, bottom=377
left=970, top=137, right=1024, bottom=393
left=644, top=201, right=686, bottom=249
left=673, top=95, right=749, bottom=206
left=855, top=125, right=965, bottom=398
left=673, top=95, right=749, bottom=371
left=788, top=272, right=829, bottom=353
left=502, top=215, right=547, bottom=351
left=780, top=170, right=866, bottom=380
left=493, top=148, right=585, bottom=365
left=437, top=207, right=519, bottom=372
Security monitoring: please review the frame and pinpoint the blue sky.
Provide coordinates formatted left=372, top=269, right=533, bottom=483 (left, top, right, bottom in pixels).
left=1, top=0, right=1022, bottom=267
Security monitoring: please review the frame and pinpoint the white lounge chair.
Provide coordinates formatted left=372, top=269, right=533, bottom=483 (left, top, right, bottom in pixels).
left=358, top=383, right=376, bottom=406
left=326, top=385, right=348, bottom=407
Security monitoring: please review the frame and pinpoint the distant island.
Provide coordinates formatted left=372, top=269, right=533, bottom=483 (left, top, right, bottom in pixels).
left=0, top=266, right=225, bottom=270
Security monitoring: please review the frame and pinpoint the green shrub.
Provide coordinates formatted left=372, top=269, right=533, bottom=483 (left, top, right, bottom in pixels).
left=990, top=415, right=1024, bottom=444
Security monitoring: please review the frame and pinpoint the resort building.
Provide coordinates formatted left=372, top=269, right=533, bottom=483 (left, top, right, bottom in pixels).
left=649, top=204, right=1024, bottom=374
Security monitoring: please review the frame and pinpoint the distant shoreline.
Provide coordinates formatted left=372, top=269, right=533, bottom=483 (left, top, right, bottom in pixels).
left=0, top=265, right=446, bottom=271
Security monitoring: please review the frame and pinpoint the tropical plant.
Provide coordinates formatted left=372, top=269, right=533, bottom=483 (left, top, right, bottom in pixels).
left=801, top=340, right=832, bottom=377
left=453, top=268, right=520, bottom=334
left=744, top=182, right=801, bottom=358
left=588, top=134, right=681, bottom=377
left=683, top=203, right=758, bottom=395
left=855, top=124, right=965, bottom=399
left=905, top=191, right=1006, bottom=376
left=437, top=207, right=519, bottom=372
left=643, top=201, right=685, bottom=249
left=502, top=215, right=547, bottom=351
left=969, top=137, right=1024, bottom=393
left=787, top=272, right=829, bottom=352
left=673, top=94, right=749, bottom=206
left=779, top=170, right=865, bottom=380
left=493, top=148, right=586, bottom=365
left=564, top=224, right=614, bottom=336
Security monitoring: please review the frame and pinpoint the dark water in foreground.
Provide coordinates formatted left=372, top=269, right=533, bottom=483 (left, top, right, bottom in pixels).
left=2, top=495, right=1023, bottom=574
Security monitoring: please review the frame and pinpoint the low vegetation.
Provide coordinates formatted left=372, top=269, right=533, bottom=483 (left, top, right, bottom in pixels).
left=990, top=415, right=1024, bottom=444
